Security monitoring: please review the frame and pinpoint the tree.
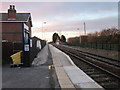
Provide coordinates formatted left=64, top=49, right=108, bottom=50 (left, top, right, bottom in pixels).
left=61, top=35, right=66, bottom=43
left=87, top=27, right=120, bottom=44
left=68, top=37, right=80, bottom=44
left=52, top=33, right=60, bottom=43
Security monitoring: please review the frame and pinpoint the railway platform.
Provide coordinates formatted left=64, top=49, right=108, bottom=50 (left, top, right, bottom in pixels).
left=49, top=44, right=104, bottom=89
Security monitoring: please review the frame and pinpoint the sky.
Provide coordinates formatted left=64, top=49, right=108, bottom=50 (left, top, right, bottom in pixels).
left=1, top=2, right=118, bottom=42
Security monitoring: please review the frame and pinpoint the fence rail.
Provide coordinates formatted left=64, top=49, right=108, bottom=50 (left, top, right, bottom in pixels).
left=67, top=43, right=120, bottom=51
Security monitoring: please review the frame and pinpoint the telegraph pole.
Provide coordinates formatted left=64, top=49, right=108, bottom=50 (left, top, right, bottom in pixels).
left=84, top=22, right=86, bottom=35
left=77, top=28, right=80, bottom=36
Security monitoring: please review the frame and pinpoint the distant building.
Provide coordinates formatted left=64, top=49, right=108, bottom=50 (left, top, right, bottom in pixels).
left=79, top=35, right=88, bottom=44
left=0, top=5, right=32, bottom=43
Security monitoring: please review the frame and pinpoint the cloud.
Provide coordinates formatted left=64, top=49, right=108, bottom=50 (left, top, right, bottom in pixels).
left=86, top=16, right=118, bottom=32
left=32, top=15, right=117, bottom=34
left=1, top=2, right=118, bottom=41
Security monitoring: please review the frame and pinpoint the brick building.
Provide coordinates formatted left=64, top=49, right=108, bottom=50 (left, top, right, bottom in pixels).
left=79, top=35, right=88, bottom=44
left=0, top=5, right=32, bottom=42
left=0, top=5, right=33, bottom=65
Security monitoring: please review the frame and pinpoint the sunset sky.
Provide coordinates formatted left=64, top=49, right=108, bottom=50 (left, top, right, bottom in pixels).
left=1, top=2, right=118, bottom=41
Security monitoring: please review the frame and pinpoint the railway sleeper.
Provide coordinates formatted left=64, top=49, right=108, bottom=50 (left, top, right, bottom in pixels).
left=95, top=77, right=116, bottom=83
left=83, top=68, right=95, bottom=72
left=92, top=76, right=115, bottom=82
left=85, top=71, right=102, bottom=75
left=80, top=67, right=93, bottom=70
left=89, top=73, right=107, bottom=78
left=100, top=81, right=119, bottom=89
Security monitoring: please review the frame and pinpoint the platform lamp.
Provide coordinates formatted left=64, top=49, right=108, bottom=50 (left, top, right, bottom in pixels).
left=42, top=22, right=46, bottom=39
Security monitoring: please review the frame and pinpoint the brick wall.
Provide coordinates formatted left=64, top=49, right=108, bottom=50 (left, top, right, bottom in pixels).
left=2, top=22, right=23, bottom=42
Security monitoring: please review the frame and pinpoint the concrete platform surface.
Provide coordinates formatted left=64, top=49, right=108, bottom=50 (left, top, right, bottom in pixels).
left=2, top=44, right=60, bottom=89
left=49, top=45, right=75, bottom=88
left=3, top=66, right=52, bottom=88
left=49, top=44, right=104, bottom=89
left=32, top=45, right=49, bottom=66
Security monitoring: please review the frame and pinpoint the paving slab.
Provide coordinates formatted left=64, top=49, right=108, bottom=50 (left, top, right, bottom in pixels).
left=55, top=67, right=75, bottom=88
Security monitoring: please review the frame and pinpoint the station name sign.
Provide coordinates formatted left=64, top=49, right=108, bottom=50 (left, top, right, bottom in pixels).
left=24, top=24, right=29, bottom=30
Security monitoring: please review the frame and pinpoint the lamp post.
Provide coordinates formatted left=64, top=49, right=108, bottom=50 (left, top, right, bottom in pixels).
left=77, top=28, right=81, bottom=44
left=77, top=28, right=80, bottom=36
left=44, top=29, right=47, bottom=41
left=42, top=22, right=46, bottom=39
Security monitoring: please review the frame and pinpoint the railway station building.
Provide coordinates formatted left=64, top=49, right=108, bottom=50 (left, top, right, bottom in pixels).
left=1, top=5, right=32, bottom=43
left=0, top=5, right=33, bottom=65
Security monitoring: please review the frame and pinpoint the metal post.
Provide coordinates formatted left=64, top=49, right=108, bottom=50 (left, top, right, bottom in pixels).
left=77, top=28, right=80, bottom=36
left=42, top=22, right=46, bottom=39
left=42, top=23, right=43, bottom=39
left=84, top=22, right=86, bottom=35
left=45, top=29, right=47, bottom=41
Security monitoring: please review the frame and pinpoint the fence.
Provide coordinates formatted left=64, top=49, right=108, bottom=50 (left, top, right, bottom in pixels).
left=2, top=38, right=46, bottom=65
left=2, top=42, right=22, bottom=64
left=68, top=43, right=120, bottom=51
left=13, top=42, right=22, bottom=53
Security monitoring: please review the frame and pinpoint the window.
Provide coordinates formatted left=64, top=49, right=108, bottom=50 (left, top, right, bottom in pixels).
left=24, top=32, right=29, bottom=44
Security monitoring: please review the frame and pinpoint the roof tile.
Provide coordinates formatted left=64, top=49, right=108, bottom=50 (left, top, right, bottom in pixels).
left=0, top=13, right=30, bottom=22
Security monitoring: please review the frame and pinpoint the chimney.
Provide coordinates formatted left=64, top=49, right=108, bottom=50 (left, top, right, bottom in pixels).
left=8, top=5, right=16, bottom=20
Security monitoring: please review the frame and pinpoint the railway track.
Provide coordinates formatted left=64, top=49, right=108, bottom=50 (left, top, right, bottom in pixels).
left=64, top=45, right=120, bottom=67
left=53, top=44, right=120, bottom=90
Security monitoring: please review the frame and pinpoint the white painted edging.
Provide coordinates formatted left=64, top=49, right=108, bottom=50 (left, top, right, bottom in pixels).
left=60, top=51, right=76, bottom=66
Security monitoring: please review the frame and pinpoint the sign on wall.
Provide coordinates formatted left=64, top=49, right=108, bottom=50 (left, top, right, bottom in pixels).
left=36, top=40, right=41, bottom=49
left=30, top=39, right=32, bottom=47
left=24, top=44, right=29, bottom=51
left=24, top=24, right=29, bottom=30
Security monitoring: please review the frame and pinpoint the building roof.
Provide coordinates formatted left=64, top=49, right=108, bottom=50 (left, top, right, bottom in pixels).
left=0, top=13, right=31, bottom=22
